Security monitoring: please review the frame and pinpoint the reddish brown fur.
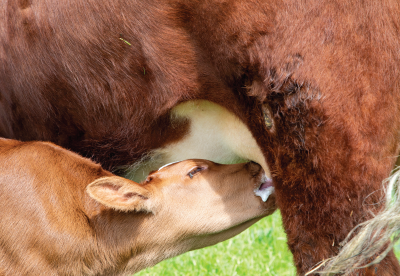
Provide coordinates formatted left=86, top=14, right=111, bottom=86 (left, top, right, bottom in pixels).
left=1, top=0, right=400, bottom=274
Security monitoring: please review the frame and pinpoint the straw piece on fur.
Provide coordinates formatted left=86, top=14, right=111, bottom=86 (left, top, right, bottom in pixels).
left=308, top=167, right=400, bottom=275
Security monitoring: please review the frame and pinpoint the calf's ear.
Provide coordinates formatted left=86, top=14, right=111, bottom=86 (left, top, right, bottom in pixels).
left=86, top=176, right=154, bottom=213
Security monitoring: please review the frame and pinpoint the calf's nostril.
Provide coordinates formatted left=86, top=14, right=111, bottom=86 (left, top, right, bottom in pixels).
left=247, top=161, right=262, bottom=176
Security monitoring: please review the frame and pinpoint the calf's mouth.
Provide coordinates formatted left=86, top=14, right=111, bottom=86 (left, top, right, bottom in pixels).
left=254, top=168, right=274, bottom=202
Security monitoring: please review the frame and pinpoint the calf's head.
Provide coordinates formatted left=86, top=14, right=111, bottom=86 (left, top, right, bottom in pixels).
left=87, top=160, right=276, bottom=259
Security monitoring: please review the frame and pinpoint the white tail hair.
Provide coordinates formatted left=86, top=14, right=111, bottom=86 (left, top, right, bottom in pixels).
left=306, top=167, right=400, bottom=275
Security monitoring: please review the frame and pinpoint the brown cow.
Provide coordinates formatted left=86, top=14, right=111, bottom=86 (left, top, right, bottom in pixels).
left=1, top=0, right=400, bottom=274
left=0, top=138, right=275, bottom=275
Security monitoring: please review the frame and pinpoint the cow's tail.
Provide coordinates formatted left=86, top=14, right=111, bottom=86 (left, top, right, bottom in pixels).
left=306, top=167, right=400, bottom=276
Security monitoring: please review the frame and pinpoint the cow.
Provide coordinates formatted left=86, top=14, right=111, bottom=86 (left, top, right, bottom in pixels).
left=1, top=0, right=400, bottom=274
left=312, top=169, right=400, bottom=275
left=0, top=138, right=275, bottom=275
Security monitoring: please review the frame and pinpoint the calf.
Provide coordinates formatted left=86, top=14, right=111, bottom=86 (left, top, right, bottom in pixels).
left=0, top=138, right=275, bottom=275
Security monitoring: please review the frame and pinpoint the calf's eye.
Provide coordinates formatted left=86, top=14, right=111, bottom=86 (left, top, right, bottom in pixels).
left=188, top=167, right=204, bottom=179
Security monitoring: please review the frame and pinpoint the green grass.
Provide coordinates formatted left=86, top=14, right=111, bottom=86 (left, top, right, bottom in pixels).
left=395, top=239, right=400, bottom=260
left=136, top=211, right=400, bottom=275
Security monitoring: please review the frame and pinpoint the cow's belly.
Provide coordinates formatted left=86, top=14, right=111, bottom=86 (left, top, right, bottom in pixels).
left=124, top=100, right=271, bottom=182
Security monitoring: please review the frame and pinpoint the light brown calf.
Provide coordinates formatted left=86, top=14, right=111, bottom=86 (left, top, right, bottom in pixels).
left=0, top=138, right=275, bottom=276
